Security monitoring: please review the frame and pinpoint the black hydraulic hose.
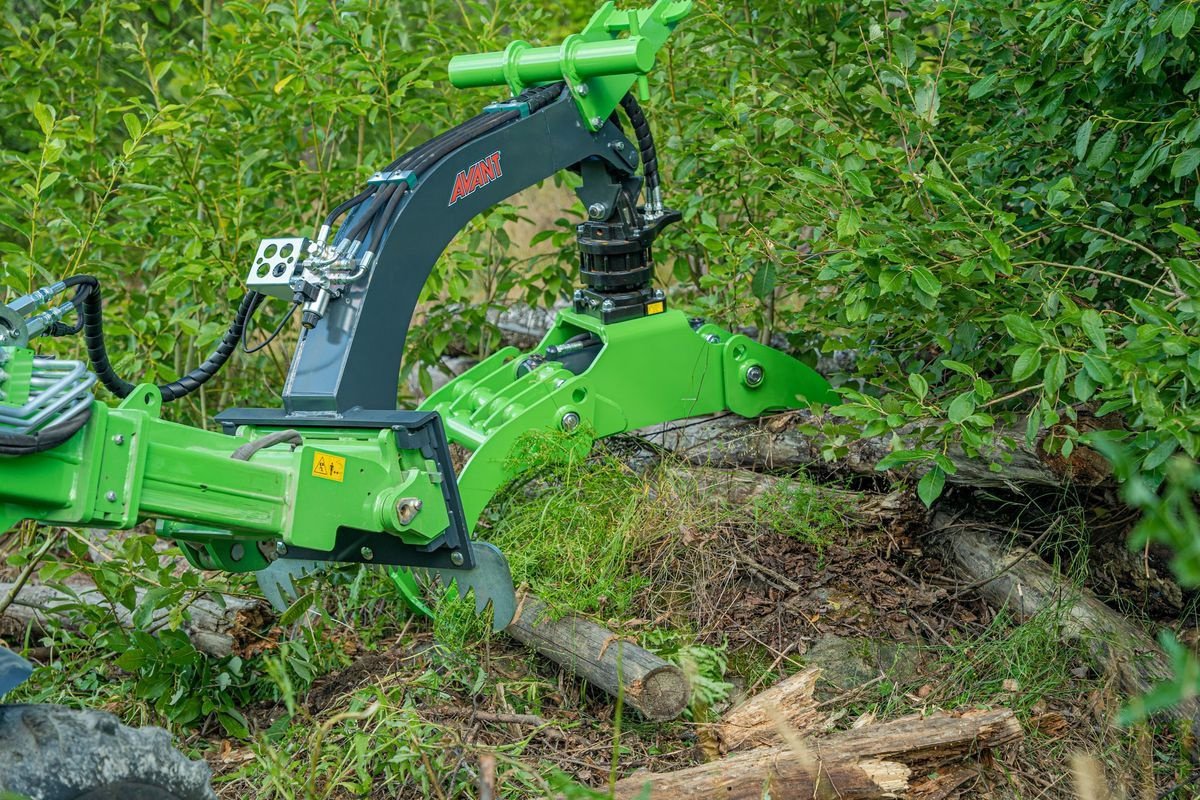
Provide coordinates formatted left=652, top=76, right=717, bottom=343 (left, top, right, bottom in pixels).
left=328, top=83, right=566, bottom=258
left=76, top=274, right=264, bottom=402
left=0, top=401, right=92, bottom=456
left=619, top=94, right=659, bottom=192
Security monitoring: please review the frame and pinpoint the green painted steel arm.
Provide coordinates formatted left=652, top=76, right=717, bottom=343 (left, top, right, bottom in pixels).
left=0, top=382, right=451, bottom=573
left=421, top=308, right=835, bottom=534
left=448, top=0, right=693, bottom=129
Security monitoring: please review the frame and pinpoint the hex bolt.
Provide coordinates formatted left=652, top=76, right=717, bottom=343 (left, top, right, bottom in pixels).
left=745, top=365, right=765, bottom=387
left=105, top=491, right=117, bottom=502
left=601, top=299, right=615, bottom=312
left=561, top=411, right=581, bottom=431
left=654, top=289, right=665, bottom=300
left=588, top=202, right=606, bottom=219
left=112, top=434, right=125, bottom=446
left=230, top=543, right=245, bottom=562
left=705, top=334, right=721, bottom=344
left=360, top=546, right=374, bottom=561
left=589, top=116, right=602, bottom=128
left=450, top=551, right=465, bottom=566
left=613, top=141, right=625, bottom=151
left=575, top=84, right=589, bottom=95
left=275, top=541, right=288, bottom=556
left=396, top=498, right=423, bottom=526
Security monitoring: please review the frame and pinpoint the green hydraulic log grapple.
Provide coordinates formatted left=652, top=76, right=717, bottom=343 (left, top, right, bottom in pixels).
left=0, top=3, right=833, bottom=796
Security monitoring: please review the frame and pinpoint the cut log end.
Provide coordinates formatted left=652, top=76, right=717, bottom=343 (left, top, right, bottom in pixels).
left=631, top=665, right=692, bottom=721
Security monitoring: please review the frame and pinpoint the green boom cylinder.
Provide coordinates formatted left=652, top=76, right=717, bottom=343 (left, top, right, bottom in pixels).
left=449, top=35, right=656, bottom=89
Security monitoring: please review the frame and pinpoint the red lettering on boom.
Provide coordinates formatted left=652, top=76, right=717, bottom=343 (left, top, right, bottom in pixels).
left=448, top=150, right=503, bottom=206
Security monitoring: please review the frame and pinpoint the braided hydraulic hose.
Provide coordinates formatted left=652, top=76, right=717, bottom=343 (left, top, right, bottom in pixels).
left=76, top=274, right=264, bottom=402
left=619, top=94, right=659, bottom=194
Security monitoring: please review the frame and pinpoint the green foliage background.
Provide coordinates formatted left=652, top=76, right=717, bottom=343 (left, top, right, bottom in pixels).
left=2, top=1, right=1197, bottom=563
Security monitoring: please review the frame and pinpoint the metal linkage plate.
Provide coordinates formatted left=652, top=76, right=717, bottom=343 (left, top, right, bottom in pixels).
left=247, top=237, right=309, bottom=300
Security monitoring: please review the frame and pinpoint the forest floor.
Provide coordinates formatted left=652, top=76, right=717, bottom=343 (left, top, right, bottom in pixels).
left=3, top=428, right=1197, bottom=799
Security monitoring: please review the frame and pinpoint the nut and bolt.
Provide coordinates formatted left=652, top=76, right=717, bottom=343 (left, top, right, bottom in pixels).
left=275, top=541, right=288, bottom=556
left=705, top=334, right=721, bottom=344
left=589, top=116, right=602, bottom=128
left=601, top=299, right=615, bottom=312
left=587, top=202, right=606, bottom=219
left=613, top=141, right=625, bottom=151
left=654, top=289, right=665, bottom=300
left=561, top=411, right=581, bottom=431
left=396, top=498, right=423, bottom=526
left=745, top=365, right=765, bottom=387
left=450, top=551, right=465, bottom=566
left=112, top=434, right=125, bottom=446
left=105, top=491, right=118, bottom=502
left=360, top=546, right=374, bottom=561
left=575, top=84, right=589, bottom=95
left=230, top=543, right=245, bottom=562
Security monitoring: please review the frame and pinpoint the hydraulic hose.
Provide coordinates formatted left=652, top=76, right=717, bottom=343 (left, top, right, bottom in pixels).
left=75, top=274, right=264, bottom=402
left=619, top=94, right=659, bottom=193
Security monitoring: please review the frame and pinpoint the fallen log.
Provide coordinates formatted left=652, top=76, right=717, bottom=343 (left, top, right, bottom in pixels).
left=506, top=595, right=690, bottom=721
left=928, top=515, right=1199, bottom=730
left=642, top=412, right=1112, bottom=490
left=614, top=708, right=1022, bottom=799
left=718, top=666, right=823, bottom=752
left=0, top=581, right=273, bottom=658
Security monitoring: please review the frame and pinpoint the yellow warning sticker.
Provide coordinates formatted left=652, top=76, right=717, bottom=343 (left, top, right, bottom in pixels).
left=646, top=300, right=665, bottom=315
left=311, top=451, right=346, bottom=482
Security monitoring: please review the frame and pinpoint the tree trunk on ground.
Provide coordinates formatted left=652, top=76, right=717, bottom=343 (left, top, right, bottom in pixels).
left=614, top=708, right=1022, bottom=799
left=0, top=581, right=273, bottom=658
left=642, top=413, right=1112, bottom=490
left=928, top=514, right=1199, bottom=731
left=718, top=666, right=823, bottom=752
left=506, top=594, right=690, bottom=721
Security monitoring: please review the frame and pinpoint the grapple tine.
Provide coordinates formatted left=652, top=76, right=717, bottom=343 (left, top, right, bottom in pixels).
left=255, top=559, right=326, bottom=611
left=420, top=542, right=515, bottom=632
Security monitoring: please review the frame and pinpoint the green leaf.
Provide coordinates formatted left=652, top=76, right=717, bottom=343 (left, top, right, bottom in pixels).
left=1168, top=257, right=1200, bottom=290
left=908, top=372, right=929, bottom=401
left=914, top=78, right=940, bottom=125
left=893, top=33, right=916, bottom=68
left=1171, top=148, right=1200, bottom=179
left=879, top=269, right=906, bottom=294
left=1173, top=5, right=1196, bottom=38
left=279, top=592, right=316, bottom=626
left=1074, top=118, right=1093, bottom=161
left=1085, top=130, right=1117, bottom=170
left=1043, top=351, right=1067, bottom=393
left=123, top=112, right=143, bottom=140
left=1143, top=439, right=1177, bottom=471
left=1080, top=309, right=1107, bottom=353
left=1012, top=348, right=1042, bottom=381
left=837, top=205, right=861, bottom=239
left=947, top=393, right=976, bottom=423
left=33, top=102, right=55, bottom=137
left=845, top=171, right=875, bottom=198
left=941, top=360, right=975, bottom=375
left=1003, top=314, right=1043, bottom=344
left=912, top=266, right=942, bottom=296
left=968, top=73, right=999, bottom=100
left=274, top=73, right=298, bottom=94
left=1082, top=353, right=1114, bottom=384
left=751, top=261, right=777, bottom=301
left=917, top=467, right=946, bottom=507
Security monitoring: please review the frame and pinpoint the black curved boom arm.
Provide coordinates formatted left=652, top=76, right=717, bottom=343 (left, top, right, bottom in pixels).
left=281, top=88, right=640, bottom=415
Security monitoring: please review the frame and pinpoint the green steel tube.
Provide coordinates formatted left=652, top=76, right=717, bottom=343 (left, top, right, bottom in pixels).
left=449, top=36, right=655, bottom=89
